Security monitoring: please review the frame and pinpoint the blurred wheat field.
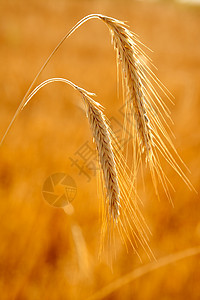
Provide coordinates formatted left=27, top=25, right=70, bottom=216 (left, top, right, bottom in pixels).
left=0, top=0, right=200, bottom=299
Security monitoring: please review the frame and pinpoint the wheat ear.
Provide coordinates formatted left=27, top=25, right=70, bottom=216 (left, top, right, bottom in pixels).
left=22, top=78, right=120, bottom=220
left=21, top=77, right=153, bottom=260
left=98, top=15, right=195, bottom=200
left=81, top=93, right=120, bottom=220
left=81, top=93, right=153, bottom=260
left=100, top=16, right=152, bottom=158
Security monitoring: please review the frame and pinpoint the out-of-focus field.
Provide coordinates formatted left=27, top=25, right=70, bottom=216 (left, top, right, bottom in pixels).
left=0, top=0, right=200, bottom=299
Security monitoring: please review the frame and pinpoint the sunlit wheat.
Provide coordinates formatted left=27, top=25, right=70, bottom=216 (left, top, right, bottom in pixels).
left=1, top=14, right=195, bottom=260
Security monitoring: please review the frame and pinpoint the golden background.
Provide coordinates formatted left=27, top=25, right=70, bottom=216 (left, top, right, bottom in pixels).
left=0, top=0, right=200, bottom=299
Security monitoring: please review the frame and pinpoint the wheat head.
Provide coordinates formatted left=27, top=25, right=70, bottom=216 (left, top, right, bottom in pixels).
left=20, top=77, right=153, bottom=260
left=81, top=93, right=120, bottom=220
left=100, top=15, right=152, bottom=158
left=97, top=15, right=195, bottom=201
left=80, top=91, right=152, bottom=260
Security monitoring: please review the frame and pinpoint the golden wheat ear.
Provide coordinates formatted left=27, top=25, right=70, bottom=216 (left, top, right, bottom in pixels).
left=80, top=93, right=153, bottom=261
left=21, top=77, right=153, bottom=261
left=97, top=15, right=196, bottom=201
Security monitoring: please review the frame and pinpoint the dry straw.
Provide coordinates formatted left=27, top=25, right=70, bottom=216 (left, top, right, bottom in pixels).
left=1, top=14, right=195, bottom=260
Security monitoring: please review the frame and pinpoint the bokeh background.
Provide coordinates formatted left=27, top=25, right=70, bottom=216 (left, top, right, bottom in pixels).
left=0, top=0, right=200, bottom=299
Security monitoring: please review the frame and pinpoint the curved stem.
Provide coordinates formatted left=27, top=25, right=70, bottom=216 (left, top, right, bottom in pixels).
left=1, top=14, right=102, bottom=145
left=22, top=77, right=95, bottom=109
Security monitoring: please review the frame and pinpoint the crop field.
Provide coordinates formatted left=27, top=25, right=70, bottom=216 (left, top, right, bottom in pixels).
left=0, top=0, right=200, bottom=299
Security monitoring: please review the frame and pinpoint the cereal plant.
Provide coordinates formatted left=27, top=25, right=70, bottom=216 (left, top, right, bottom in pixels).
left=1, top=14, right=195, bottom=261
